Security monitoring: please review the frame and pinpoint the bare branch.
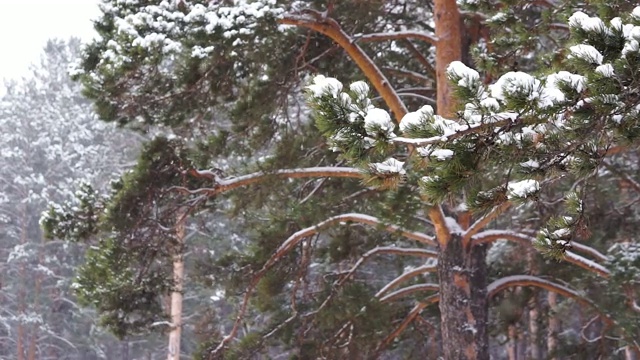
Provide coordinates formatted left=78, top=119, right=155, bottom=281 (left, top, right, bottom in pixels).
left=354, top=31, right=438, bottom=47
left=400, top=40, right=436, bottom=79
left=488, top=275, right=594, bottom=309
left=313, top=246, right=438, bottom=315
left=379, top=283, right=439, bottom=303
left=375, top=264, right=438, bottom=298
left=212, top=214, right=435, bottom=354
left=375, top=294, right=440, bottom=353
left=382, top=66, right=431, bottom=83
left=280, top=11, right=408, bottom=120
left=463, top=201, right=512, bottom=242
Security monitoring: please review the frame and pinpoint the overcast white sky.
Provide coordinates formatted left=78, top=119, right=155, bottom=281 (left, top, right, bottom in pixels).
left=0, top=0, right=100, bottom=92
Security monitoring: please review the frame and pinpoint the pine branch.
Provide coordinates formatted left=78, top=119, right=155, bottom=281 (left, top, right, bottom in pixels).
left=487, top=275, right=595, bottom=309
left=487, top=274, right=640, bottom=351
left=375, top=264, right=438, bottom=298
left=354, top=31, right=438, bottom=47
left=471, top=230, right=610, bottom=277
left=374, top=294, right=440, bottom=354
left=463, top=202, right=512, bottom=242
left=379, top=283, right=439, bottom=303
left=212, top=214, right=435, bottom=355
left=280, top=11, right=408, bottom=121
left=400, top=40, right=436, bottom=79
left=180, top=167, right=363, bottom=196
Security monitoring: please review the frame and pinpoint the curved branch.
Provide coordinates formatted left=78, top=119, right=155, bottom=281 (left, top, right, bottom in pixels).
left=212, top=214, right=435, bottom=354
left=276, top=213, right=436, bottom=250
left=472, top=230, right=610, bottom=277
left=375, top=264, right=438, bottom=298
left=463, top=202, right=512, bottom=242
left=355, top=31, right=438, bottom=46
left=487, top=275, right=594, bottom=309
left=375, top=294, right=440, bottom=353
left=313, top=246, right=438, bottom=316
left=379, top=283, right=439, bottom=303
left=280, top=11, right=408, bottom=121
left=184, top=167, right=363, bottom=196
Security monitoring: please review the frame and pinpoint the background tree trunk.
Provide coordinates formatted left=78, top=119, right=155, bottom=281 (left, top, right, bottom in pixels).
left=167, top=212, right=186, bottom=360
left=437, top=235, right=489, bottom=360
left=507, top=324, right=517, bottom=360
left=547, top=292, right=560, bottom=360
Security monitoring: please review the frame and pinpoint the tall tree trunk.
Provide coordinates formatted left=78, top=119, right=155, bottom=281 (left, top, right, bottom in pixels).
left=528, top=296, right=541, bottom=360
left=547, top=292, right=560, bottom=360
left=434, top=0, right=463, bottom=118
left=528, top=250, right=541, bottom=360
left=16, top=205, right=29, bottom=360
left=437, top=235, right=489, bottom=360
left=507, top=324, right=517, bottom=360
left=167, top=212, right=186, bottom=360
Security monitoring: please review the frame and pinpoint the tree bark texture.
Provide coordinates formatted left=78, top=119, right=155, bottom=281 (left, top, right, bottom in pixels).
left=437, top=235, right=489, bottom=360
left=167, top=213, right=186, bottom=360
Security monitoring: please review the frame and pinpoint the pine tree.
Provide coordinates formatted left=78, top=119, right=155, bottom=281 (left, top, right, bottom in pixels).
left=44, top=1, right=640, bottom=359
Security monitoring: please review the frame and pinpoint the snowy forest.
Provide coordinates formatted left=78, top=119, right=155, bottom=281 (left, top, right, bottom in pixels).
left=2, top=0, right=640, bottom=359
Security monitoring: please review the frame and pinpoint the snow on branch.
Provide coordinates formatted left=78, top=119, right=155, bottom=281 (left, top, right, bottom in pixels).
left=472, top=230, right=610, bottom=277
left=378, top=283, right=439, bottom=303
left=487, top=275, right=594, bottom=309
left=183, top=166, right=363, bottom=195
left=375, top=263, right=438, bottom=298
left=354, top=30, right=438, bottom=46
left=280, top=9, right=408, bottom=121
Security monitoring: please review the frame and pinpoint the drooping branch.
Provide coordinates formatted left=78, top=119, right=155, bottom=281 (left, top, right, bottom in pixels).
left=212, top=214, right=436, bottom=355
left=488, top=275, right=594, bottom=308
left=382, top=66, right=432, bottom=83
left=375, top=294, right=440, bottom=353
left=354, top=31, right=438, bottom=47
left=472, top=230, right=610, bottom=277
left=182, top=167, right=363, bottom=196
left=400, top=40, right=436, bottom=79
left=379, top=283, right=439, bottom=303
left=375, top=264, right=438, bottom=298
left=280, top=10, right=408, bottom=121
left=488, top=274, right=634, bottom=344
left=313, top=246, right=438, bottom=316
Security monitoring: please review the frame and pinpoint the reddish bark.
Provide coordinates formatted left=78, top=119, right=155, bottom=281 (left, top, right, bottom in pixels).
left=438, top=235, right=489, bottom=360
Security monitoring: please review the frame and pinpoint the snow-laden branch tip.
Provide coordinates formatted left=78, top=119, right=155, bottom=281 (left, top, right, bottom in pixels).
left=472, top=230, right=610, bottom=277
